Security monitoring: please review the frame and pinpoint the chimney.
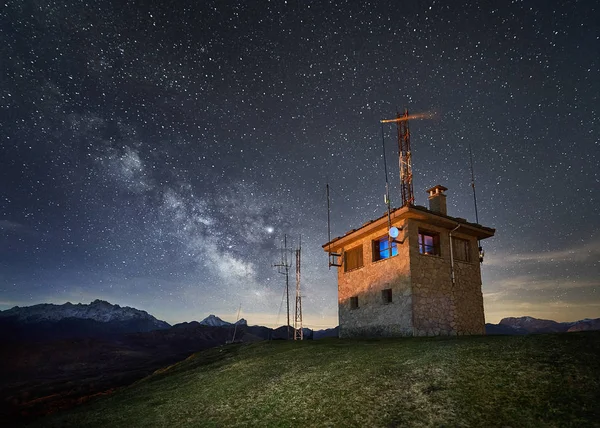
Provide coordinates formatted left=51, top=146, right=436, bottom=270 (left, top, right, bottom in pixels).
left=426, top=185, right=448, bottom=215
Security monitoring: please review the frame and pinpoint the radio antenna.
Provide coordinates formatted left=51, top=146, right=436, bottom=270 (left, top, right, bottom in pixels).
left=326, top=183, right=342, bottom=269
left=469, top=144, right=480, bottom=225
left=273, top=234, right=292, bottom=339
left=381, top=122, right=392, bottom=228
left=231, top=303, right=242, bottom=343
left=380, top=109, right=434, bottom=207
left=469, top=144, right=485, bottom=263
left=294, top=236, right=303, bottom=340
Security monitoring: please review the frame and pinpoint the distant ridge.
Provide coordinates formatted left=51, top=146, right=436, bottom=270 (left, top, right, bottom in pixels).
left=0, top=300, right=170, bottom=342
left=0, top=299, right=169, bottom=327
left=486, top=316, right=600, bottom=335
left=199, top=314, right=247, bottom=327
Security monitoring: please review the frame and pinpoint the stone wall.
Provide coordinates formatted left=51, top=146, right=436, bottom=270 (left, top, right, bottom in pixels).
left=409, top=219, right=485, bottom=336
left=337, top=220, right=413, bottom=338
left=409, top=220, right=455, bottom=336
left=452, top=258, right=486, bottom=335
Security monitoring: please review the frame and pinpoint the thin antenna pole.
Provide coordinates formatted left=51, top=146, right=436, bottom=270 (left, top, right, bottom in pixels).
left=285, top=234, right=290, bottom=339
left=468, top=144, right=479, bottom=225
left=381, top=122, right=391, bottom=198
left=327, top=183, right=331, bottom=270
left=294, top=235, right=303, bottom=340
left=381, top=122, right=392, bottom=224
left=469, top=144, right=484, bottom=263
left=381, top=121, right=393, bottom=256
left=231, top=303, right=242, bottom=343
left=273, top=234, right=292, bottom=339
left=325, top=184, right=342, bottom=269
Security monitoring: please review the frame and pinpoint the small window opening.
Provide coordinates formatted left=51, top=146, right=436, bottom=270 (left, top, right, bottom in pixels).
left=382, top=288, right=392, bottom=304
left=372, top=237, right=398, bottom=261
left=350, top=296, right=359, bottom=309
left=418, top=231, right=440, bottom=256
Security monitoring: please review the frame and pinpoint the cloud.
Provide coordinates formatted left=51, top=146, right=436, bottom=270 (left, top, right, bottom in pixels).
left=0, top=220, right=26, bottom=231
left=486, top=275, right=598, bottom=292
left=485, top=238, right=600, bottom=266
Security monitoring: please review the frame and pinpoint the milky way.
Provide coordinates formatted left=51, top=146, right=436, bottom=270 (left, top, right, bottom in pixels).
left=1, top=0, right=598, bottom=326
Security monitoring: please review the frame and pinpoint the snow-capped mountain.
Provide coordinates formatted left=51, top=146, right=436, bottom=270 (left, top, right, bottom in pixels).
left=0, top=299, right=170, bottom=329
left=199, top=314, right=247, bottom=327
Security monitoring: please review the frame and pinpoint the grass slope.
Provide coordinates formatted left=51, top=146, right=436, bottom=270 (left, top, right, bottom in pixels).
left=35, top=332, right=600, bottom=427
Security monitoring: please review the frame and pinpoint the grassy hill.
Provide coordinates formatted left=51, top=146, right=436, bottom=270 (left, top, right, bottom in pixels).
left=34, top=332, right=600, bottom=427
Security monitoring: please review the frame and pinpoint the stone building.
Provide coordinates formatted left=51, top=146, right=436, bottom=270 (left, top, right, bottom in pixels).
left=322, top=185, right=495, bottom=338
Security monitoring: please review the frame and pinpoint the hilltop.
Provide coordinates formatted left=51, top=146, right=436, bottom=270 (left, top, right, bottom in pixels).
left=35, top=332, right=600, bottom=427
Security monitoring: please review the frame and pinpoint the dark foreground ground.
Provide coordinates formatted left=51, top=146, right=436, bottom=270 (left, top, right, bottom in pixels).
left=0, top=323, right=270, bottom=426
left=25, top=331, right=600, bottom=427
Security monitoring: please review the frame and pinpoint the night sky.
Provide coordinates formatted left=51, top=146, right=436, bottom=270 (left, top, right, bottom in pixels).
left=1, top=0, right=598, bottom=327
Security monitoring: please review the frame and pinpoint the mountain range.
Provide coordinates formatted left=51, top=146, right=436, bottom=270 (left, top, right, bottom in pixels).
left=0, top=300, right=170, bottom=342
left=486, top=316, right=600, bottom=335
left=2, top=300, right=598, bottom=341
left=0, top=300, right=336, bottom=343
left=199, top=314, right=247, bottom=327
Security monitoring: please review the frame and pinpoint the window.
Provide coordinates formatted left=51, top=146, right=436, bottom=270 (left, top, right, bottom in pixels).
left=344, top=245, right=363, bottom=272
left=452, top=237, right=471, bottom=262
left=350, top=296, right=359, bottom=309
left=418, top=231, right=440, bottom=256
left=382, top=288, right=392, bottom=304
left=372, top=237, right=398, bottom=261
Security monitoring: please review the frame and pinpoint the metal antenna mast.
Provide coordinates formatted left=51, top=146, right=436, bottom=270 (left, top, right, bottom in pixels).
left=397, top=109, right=414, bottom=207
left=381, top=109, right=414, bottom=207
left=273, top=234, right=292, bottom=339
left=294, top=236, right=303, bottom=340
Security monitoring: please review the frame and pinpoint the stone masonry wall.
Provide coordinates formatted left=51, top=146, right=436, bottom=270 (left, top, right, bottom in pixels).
left=409, top=219, right=485, bottom=336
left=336, top=220, right=413, bottom=338
left=453, top=256, right=485, bottom=335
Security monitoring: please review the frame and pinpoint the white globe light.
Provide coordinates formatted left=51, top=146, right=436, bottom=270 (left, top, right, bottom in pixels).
left=389, top=227, right=399, bottom=238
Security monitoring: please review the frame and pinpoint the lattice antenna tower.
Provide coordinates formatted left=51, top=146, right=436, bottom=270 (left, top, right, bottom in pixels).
left=397, top=109, right=415, bottom=207
left=273, top=234, right=292, bottom=340
left=381, top=109, right=416, bottom=207
left=294, top=236, right=303, bottom=340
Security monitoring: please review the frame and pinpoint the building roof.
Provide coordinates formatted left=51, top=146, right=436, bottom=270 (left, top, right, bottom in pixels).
left=322, top=204, right=495, bottom=250
left=426, top=184, right=448, bottom=193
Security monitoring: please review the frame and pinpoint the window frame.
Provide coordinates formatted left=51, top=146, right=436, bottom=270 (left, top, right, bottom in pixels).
left=372, top=236, right=398, bottom=262
left=418, top=230, right=441, bottom=256
left=344, top=245, right=364, bottom=272
left=452, top=237, right=471, bottom=262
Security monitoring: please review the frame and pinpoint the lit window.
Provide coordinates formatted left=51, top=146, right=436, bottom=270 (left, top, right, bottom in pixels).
left=344, top=245, right=363, bottom=272
left=373, top=237, right=398, bottom=261
left=382, top=288, right=392, bottom=304
left=452, top=238, right=471, bottom=262
left=350, top=296, right=359, bottom=309
left=418, top=231, right=440, bottom=256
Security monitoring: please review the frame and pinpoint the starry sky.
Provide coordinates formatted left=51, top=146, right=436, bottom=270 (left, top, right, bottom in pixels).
left=1, top=0, right=598, bottom=327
